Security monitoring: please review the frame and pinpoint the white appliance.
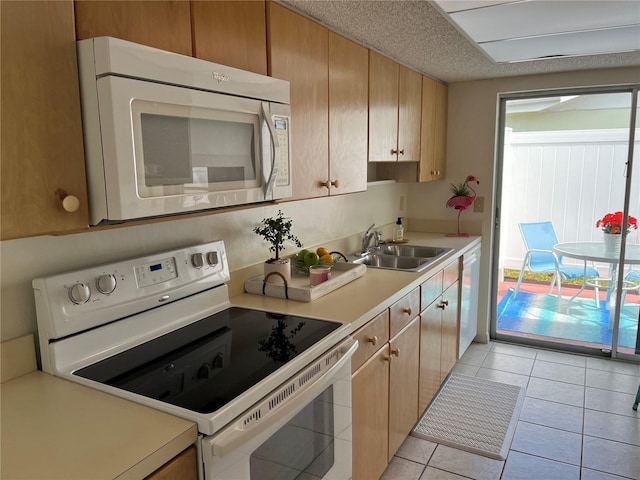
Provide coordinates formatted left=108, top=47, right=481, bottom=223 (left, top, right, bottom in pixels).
left=459, top=244, right=481, bottom=357
left=77, top=37, right=292, bottom=226
left=33, top=241, right=355, bottom=480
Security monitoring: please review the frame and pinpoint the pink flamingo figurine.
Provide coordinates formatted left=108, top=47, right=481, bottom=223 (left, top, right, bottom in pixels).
left=446, top=175, right=479, bottom=237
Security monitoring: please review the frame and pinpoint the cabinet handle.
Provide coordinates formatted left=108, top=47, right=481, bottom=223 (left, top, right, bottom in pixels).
left=398, top=149, right=404, bottom=156
left=62, top=195, right=80, bottom=213
left=319, top=180, right=330, bottom=189
left=330, top=179, right=339, bottom=188
left=56, top=189, right=80, bottom=213
left=391, top=148, right=398, bottom=155
left=437, top=300, right=449, bottom=310
left=382, top=355, right=391, bottom=363
left=402, top=307, right=412, bottom=316
left=391, top=348, right=400, bottom=357
left=366, top=335, right=378, bottom=346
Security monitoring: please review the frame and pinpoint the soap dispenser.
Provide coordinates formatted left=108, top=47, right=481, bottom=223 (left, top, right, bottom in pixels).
left=393, top=217, right=404, bottom=242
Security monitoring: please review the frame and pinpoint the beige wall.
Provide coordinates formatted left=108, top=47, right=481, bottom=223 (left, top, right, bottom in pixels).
left=408, top=65, right=640, bottom=341
left=0, top=183, right=407, bottom=342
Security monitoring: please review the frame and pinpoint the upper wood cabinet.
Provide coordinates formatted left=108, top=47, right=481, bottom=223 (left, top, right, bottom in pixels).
left=369, top=51, right=422, bottom=163
left=75, top=1, right=192, bottom=55
left=419, top=76, right=448, bottom=182
left=191, top=1, right=267, bottom=75
left=328, top=32, right=369, bottom=196
left=1, top=0, right=89, bottom=240
left=268, top=3, right=329, bottom=200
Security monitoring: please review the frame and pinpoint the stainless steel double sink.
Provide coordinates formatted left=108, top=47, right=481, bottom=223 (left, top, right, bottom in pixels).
left=346, top=244, right=453, bottom=272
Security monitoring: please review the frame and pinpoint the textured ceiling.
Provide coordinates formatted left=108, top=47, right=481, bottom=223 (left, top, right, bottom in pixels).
left=280, top=0, right=640, bottom=83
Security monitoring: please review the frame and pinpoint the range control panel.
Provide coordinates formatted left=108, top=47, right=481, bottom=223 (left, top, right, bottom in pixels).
left=33, top=241, right=229, bottom=340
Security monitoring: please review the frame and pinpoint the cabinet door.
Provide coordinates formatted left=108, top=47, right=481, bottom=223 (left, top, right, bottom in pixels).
left=389, top=287, right=420, bottom=337
left=418, top=306, right=442, bottom=413
left=268, top=3, right=328, bottom=200
left=351, top=310, right=389, bottom=372
left=191, top=1, right=267, bottom=75
left=418, top=77, right=448, bottom=182
left=75, top=1, right=192, bottom=55
left=420, top=270, right=443, bottom=312
left=397, top=65, right=422, bottom=162
left=368, top=51, right=399, bottom=162
left=328, top=32, right=368, bottom=195
left=440, top=280, right=460, bottom=381
left=1, top=0, right=89, bottom=240
left=388, top=317, right=420, bottom=460
left=352, top=346, right=390, bottom=480
left=145, top=445, right=197, bottom=480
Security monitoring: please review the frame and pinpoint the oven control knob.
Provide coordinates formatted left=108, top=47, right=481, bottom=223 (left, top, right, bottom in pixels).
left=197, top=363, right=212, bottom=379
left=206, top=251, right=219, bottom=266
left=96, top=274, right=117, bottom=295
left=68, top=283, right=91, bottom=304
left=191, top=253, right=204, bottom=269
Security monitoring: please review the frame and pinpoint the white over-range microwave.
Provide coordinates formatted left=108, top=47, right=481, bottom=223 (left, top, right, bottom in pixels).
left=77, top=37, right=292, bottom=226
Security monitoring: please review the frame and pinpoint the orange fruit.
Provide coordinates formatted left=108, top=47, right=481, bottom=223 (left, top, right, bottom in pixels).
left=320, top=254, right=334, bottom=265
left=316, top=247, right=330, bottom=257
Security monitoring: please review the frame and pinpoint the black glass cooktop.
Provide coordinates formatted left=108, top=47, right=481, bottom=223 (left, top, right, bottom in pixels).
left=75, top=307, right=340, bottom=413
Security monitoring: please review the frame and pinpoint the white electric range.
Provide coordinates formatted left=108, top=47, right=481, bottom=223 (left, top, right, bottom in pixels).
left=33, top=241, right=356, bottom=479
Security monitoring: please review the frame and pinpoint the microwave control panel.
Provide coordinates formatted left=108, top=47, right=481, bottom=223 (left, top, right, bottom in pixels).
left=273, top=115, right=290, bottom=186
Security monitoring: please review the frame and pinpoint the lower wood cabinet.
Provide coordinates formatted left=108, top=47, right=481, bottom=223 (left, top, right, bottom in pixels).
left=352, top=289, right=421, bottom=480
left=352, top=344, right=390, bottom=480
left=145, top=445, right=197, bottom=480
left=388, top=317, right=420, bottom=460
left=418, top=260, right=461, bottom=413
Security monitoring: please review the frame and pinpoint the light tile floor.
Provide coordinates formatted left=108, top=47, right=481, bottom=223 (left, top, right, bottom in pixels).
left=381, top=342, right=640, bottom=480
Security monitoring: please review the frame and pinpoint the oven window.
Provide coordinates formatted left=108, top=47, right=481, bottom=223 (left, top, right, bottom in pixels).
left=250, top=386, right=335, bottom=480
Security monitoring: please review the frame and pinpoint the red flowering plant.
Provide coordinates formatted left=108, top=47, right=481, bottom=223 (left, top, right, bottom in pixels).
left=595, top=211, right=638, bottom=234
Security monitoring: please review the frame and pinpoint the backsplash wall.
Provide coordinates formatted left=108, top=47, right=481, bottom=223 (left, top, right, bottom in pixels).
left=0, top=183, right=407, bottom=342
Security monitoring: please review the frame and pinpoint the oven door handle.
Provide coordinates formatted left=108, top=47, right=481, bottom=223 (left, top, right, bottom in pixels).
left=209, top=338, right=358, bottom=458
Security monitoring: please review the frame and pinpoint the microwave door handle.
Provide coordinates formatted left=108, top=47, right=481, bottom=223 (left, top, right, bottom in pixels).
left=261, top=102, right=280, bottom=199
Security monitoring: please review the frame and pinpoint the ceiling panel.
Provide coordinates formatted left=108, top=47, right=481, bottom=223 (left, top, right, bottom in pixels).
left=482, top=25, right=640, bottom=62
left=434, top=0, right=640, bottom=62
left=447, top=1, right=640, bottom=42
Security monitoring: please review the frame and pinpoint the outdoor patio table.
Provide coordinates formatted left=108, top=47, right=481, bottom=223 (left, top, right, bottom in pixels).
left=553, top=242, right=640, bottom=327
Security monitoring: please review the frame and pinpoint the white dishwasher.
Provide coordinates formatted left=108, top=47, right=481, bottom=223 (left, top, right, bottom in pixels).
left=459, top=244, right=481, bottom=357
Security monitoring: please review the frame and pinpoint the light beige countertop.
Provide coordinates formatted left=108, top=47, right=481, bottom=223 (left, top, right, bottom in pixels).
left=1, top=336, right=197, bottom=480
left=231, top=232, right=481, bottom=332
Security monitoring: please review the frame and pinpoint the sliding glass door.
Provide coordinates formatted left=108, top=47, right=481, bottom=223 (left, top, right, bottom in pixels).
left=492, top=86, right=639, bottom=362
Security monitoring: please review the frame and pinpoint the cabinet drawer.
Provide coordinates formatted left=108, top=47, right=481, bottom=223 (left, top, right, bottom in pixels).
left=352, top=310, right=389, bottom=372
left=420, top=270, right=443, bottom=311
left=389, top=287, right=419, bottom=337
left=443, top=259, right=460, bottom=292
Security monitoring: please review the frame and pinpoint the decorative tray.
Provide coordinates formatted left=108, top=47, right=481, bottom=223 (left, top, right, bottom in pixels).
left=244, top=262, right=366, bottom=302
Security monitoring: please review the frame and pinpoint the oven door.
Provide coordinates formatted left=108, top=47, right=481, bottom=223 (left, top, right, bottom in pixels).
left=200, top=339, right=356, bottom=480
left=87, top=75, right=292, bottom=225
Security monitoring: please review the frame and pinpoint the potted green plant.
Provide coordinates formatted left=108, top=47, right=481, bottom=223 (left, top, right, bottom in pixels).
left=253, top=210, right=303, bottom=285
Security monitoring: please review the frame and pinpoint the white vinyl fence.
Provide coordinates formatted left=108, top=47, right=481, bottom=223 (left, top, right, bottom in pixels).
left=500, top=128, right=640, bottom=277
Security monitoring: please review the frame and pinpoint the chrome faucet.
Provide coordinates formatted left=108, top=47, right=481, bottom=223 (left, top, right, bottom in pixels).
left=361, top=224, right=382, bottom=254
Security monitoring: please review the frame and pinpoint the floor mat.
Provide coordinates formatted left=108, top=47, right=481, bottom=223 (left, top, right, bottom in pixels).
left=412, top=374, right=525, bottom=460
left=497, top=288, right=639, bottom=348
